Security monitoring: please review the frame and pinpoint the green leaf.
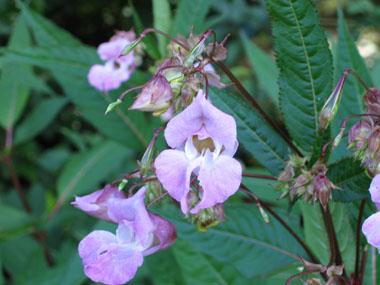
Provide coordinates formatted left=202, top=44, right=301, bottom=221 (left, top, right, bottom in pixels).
left=328, top=158, right=370, bottom=202
left=162, top=204, right=305, bottom=278
left=265, top=0, right=333, bottom=152
left=172, top=238, right=251, bottom=284
left=55, top=140, right=131, bottom=207
left=18, top=1, right=81, bottom=46
left=14, top=97, right=68, bottom=144
left=153, top=0, right=171, bottom=57
left=330, top=7, right=373, bottom=162
left=300, top=203, right=355, bottom=272
left=241, top=32, right=279, bottom=105
left=172, top=0, right=214, bottom=36
left=209, top=88, right=291, bottom=175
left=372, top=60, right=380, bottom=89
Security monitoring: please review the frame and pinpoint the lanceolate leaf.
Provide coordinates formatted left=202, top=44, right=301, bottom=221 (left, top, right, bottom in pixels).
left=162, top=204, right=305, bottom=278
left=153, top=0, right=171, bottom=57
left=330, top=7, right=373, bottom=162
left=172, top=0, right=214, bottom=36
left=265, top=0, right=333, bottom=152
left=328, top=158, right=370, bottom=202
left=209, top=88, right=290, bottom=175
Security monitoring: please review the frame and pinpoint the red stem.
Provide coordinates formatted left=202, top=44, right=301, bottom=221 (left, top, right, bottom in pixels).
left=355, top=199, right=367, bottom=281
left=242, top=173, right=277, bottom=180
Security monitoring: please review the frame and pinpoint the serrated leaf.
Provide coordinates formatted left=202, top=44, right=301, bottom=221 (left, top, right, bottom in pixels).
left=265, top=0, right=333, bottom=152
left=330, top=7, right=374, bottom=162
left=172, top=0, right=213, bottom=36
left=209, top=88, right=290, bottom=175
left=153, top=0, right=171, bottom=57
left=162, top=204, right=305, bottom=278
left=241, top=32, right=279, bottom=105
left=328, top=158, right=370, bottom=202
left=14, top=97, right=68, bottom=144
left=55, top=140, right=131, bottom=207
left=300, top=203, right=355, bottom=272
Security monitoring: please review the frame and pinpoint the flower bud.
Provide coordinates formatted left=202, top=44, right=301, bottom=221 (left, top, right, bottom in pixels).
left=130, top=74, right=173, bottom=112
left=121, top=38, right=142, bottom=56
left=348, top=119, right=372, bottom=149
left=368, top=128, right=380, bottom=154
left=319, top=72, right=346, bottom=131
left=364, top=87, right=380, bottom=114
left=105, top=99, right=123, bottom=114
left=195, top=204, right=227, bottom=232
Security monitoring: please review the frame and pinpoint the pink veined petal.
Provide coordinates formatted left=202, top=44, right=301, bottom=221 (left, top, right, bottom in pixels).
left=181, top=156, right=203, bottom=213
left=369, top=174, right=380, bottom=203
left=98, top=38, right=130, bottom=61
left=79, top=229, right=144, bottom=285
left=155, top=149, right=190, bottom=203
left=107, top=187, right=155, bottom=247
left=192, top=154, right=242, bottom=214
left=71, top=185, right=125, bottom=222
left=164, top=90, right=237, bottom=151
left=362, top=211, right=380, bottom=249
left=143, top=213, right=177, bottom=256
left=88, top=64, right=123, bottom=92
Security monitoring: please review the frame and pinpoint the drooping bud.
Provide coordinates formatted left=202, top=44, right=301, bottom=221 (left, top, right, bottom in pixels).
left=139, top=128, right=163, bottom=178
left=348, top=118, right=372, bottom=149
left=184, top=36, right=207, bottom=67
left=118, top=179, right=128, bottom=190
left=121, top=37, right=142, bottom=56
left=364, top=87, right=380, bottom=114
left=319, top=71, right=347, bottom=131
left=367, top=128, right=380, bottom=154
left=130, top=74, right=173, bottom=112
left=105, top=99, right=123, bottom=114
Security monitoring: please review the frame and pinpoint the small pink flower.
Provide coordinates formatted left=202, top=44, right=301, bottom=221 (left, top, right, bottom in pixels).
left=155, top=90, right=242, bottom=214
left=77, top=187, right=177, bottom=285
left=88, top=35, right=135, bottom=92
left=79, top=214, right=176, bottom=285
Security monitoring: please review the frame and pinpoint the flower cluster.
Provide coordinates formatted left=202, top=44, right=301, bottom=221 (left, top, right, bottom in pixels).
left=75, top=28, right=242, bottom=284
left=276, top=155, right=340, bottom=210
left=362, top=174, right=380, bottom=251
left=73, top=186, right=176, bottom=285
left=88, top=31, right=138, bottom=92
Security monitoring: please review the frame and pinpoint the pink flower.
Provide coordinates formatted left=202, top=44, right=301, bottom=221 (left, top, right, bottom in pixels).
left=88, top=34, right=135, bottom=92
left=155, top=90, right=242, bottom=214
left=79, top=214, right=176, bottom=285
left=76, top=187, right=177, bottom=285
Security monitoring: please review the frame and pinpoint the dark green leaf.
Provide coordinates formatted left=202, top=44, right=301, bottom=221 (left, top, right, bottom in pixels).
left=241, top=32, right=279, bottom=105
left=55, top=140, right=132, bottom=206
left=162, top=204, right=305, bottom=278
left=209, top=88, right=291, bottom=175
left=153, top=0, right=171, bottom=57
left=330, top=7, right=373, bottom=162
left=265, top=0, right=333, bottom=152
left=300, top=203, right=355, bottom=272
left=172, top=0, right=214, bottom=36
left=14, top=97, right=68, bottom=144
left=328, top=158, right=370, bottom=202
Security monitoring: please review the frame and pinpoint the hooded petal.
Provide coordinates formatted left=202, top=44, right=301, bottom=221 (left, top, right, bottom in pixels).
left=164, top=90, right=237, bottom=151
left=143, top=213, right=177, bottom=256
left=192, top=153, right=242, bottom=213
left=79, top=229, right=143, bottom=285
left=71, top=185, right=125, bottom=222
left=362, top=211, right=380, bottom=249
left=155, top=149, right=190, bottom=203
left=369, top=174, right=380, bottom=203
left=107, top=187, right=155, bottom=246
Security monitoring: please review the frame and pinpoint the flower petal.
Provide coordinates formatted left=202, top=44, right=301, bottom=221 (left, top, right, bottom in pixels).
left=362, top=211, right=380, bottom=249
left=98, top=38, right=132, bottom=63
left=71, top=185, right=125, bottom=222
left=143, top=213, right=177, bottom=256
left=88, top=64, right=122, bottom=92
left=369, top=174, right=380, bottom=203
left=79, top=229, right=143, bottom=285
left=155, top=149, right=190, bottom=203
left=164, top=90, right=237, bottom=151
left=107, top=187, right=155, bottom=246
left=192, top=154, right=242, bottom=213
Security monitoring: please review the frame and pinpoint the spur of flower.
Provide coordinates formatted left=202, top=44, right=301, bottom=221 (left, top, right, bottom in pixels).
left=155, top=89, right=242, bottom=214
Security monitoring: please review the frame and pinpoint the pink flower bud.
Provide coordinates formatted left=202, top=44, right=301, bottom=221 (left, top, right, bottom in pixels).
left=364, top=88, right=380, bottom=114
left=348, top=119, right=372, bottom=149
left=130, top=74, right=173, bottom=112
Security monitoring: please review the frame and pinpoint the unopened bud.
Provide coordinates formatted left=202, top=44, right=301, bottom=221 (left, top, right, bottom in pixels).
left=118, top=179, right=128, bottom=190
left=130, top=74, right=173, bottom=112
left=184, top=36, right=207, bottom=67
left=195, top=204, right=226, bottom=232
left=320, top=72, right=347, bottom=131
left=368, top=128, right=380, bottom=154
left=332, top=128, right=345, bottom=149
left=105, top=99, right=122, bottom=114
left=348, top=119, right=372, bottom=149
left=364, top=87, right=380, bottom=114
left=121, top=38, right=142, bottom=56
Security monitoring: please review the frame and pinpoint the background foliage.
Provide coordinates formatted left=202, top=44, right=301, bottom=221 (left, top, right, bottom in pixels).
left=1, top=0, right=380, bottom=284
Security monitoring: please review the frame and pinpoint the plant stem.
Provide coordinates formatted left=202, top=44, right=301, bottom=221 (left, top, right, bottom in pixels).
left=242, top=173, right=277, bottom=180
left=214, top=61, right=303, bottom=157
left=359, top=246, right=369, bottom=284
left=355, top=199, right=367, bottom=281
left=321, top=204, right=336, bottom=267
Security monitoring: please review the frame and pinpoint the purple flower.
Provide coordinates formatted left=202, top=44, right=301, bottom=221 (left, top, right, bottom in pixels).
left=79, top=214, right=176, bottom=285
left=362, top=212, right=380, bottom=250
left=155, top=90, right=242, bottom=214
left=77, top=187, right=177, bottom=285
left=71, top=185, right=125, bottom=223
left=88, top=34, right=135, bottom=92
